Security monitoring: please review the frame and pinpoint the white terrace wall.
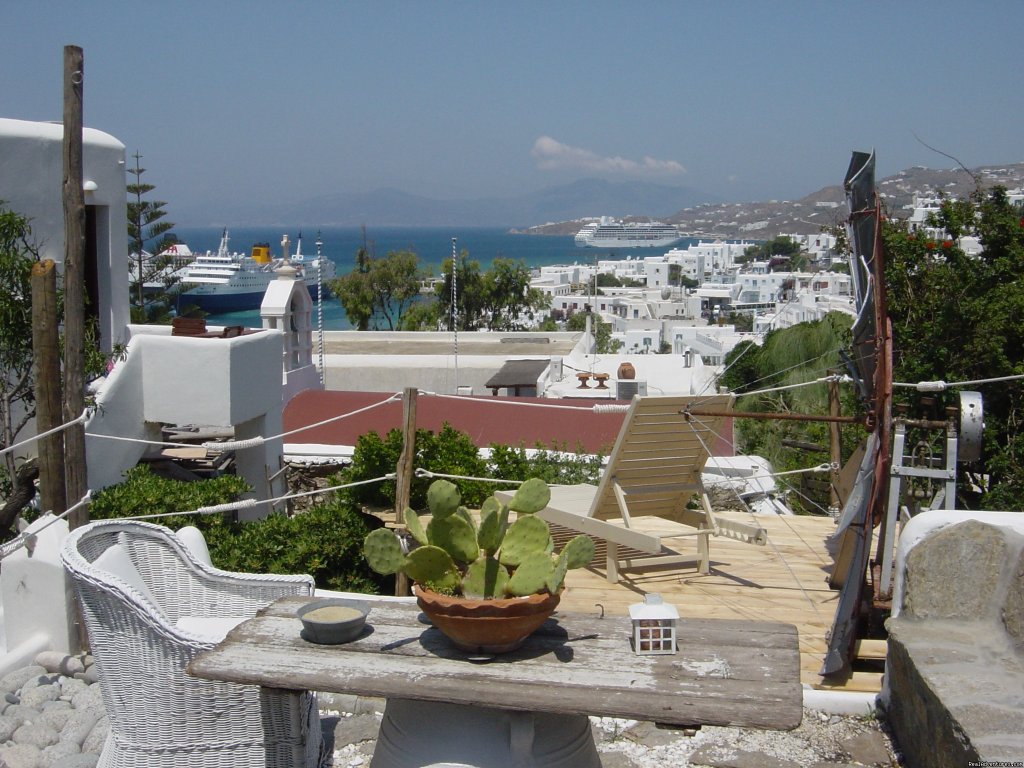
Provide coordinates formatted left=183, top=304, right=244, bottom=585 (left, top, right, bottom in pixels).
left=0, top=117, right=130, bottom=352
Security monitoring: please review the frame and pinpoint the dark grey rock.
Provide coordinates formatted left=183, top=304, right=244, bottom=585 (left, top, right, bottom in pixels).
left=596, top=751, right=639, bottom=768
left=838, top=729, right=892, bottom=766
left=623, top=720, right=688, bottom=747
left=689, top=745, right=801, bottom=768
left=332, top=713, right=381, bottom=746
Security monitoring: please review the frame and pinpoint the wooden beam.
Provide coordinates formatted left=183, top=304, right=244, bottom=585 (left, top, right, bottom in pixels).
left=31, top=260, right=66, bottom=516
left=62, top=44, right=88, bottom=528
left=393, top=387, right=417, bottom=596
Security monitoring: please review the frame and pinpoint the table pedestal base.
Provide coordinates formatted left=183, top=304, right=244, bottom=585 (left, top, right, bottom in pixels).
left=370, top=698, right=601, bottom=768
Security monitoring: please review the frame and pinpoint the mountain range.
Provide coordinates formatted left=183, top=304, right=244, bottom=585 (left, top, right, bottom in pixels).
left=192, top=178, right=716, bottom=229
left=186, top=162, right=1024, bottom=237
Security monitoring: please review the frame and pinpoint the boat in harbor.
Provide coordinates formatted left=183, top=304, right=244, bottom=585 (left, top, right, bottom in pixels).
left=175, top=230, right=336, bottom=313
left=574, top=217, right=682, bottom=248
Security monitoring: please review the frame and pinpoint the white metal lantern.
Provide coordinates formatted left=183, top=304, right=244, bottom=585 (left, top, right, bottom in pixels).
left=629, top=593, right=678, bottom=655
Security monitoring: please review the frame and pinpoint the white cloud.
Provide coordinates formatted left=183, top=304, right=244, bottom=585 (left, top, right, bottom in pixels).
left=531, top=136, right=685, bottom=176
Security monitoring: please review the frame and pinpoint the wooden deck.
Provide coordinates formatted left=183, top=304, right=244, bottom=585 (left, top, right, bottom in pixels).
left=556, top=511, right=883, bottom=693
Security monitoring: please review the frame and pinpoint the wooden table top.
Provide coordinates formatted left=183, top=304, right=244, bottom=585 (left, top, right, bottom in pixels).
left=188, top=596, right=803, bottom=730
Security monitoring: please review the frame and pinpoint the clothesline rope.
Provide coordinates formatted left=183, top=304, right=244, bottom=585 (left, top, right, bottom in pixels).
left=0, top=412, right=88, bottom=458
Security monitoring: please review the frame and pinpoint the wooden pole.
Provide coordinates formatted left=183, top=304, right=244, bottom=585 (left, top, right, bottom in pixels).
left=828, top=376, right=842, bottom=511
left=62, top=45, right=88, bottom=528
left=393, top=387, right=418, bottom=596
left=31, top=260, right=67, bottom=516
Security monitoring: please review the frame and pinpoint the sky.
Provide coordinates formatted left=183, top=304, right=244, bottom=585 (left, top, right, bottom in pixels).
left=4, top=1, right=1023, bottom=225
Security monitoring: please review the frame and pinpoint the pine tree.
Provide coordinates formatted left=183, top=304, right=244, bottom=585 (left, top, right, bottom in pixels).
left=126, top=152, right=178, bottom=321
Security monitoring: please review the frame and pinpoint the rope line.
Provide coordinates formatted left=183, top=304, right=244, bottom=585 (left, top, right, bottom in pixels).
left=0, top=412, right=88, bottom=458
left=0, top=492, right=92, bottom=560
left=893, top=373, right=1024, bottom=391
left=414, top=468, right=524, bottom=486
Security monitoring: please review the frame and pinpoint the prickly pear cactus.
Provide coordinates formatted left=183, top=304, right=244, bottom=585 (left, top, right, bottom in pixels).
left=404, top=507, right=428, bottom=546
left=477, top=502, right=509, bottom=555
left=498, top=515, right=552, bottom=567
left=427, top=514, right=479, bottom=564
left=427, top=479, right=461, bottom=519
left=508, top=478, right=551, bottom=514
left=363, top=477, right=594, bottom=602
left=364, top=528, right=406, bottom=575
left=405, top=545, right=459, bottom=587
left=506, top=551, right=555, bottom=596
left=561, top=534, right=595, bottom=569
left=462, top=556, right=509, bottom=599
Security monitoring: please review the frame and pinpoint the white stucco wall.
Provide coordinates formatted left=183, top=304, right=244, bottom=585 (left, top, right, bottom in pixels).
left=0, top=118, right=130, bottom=350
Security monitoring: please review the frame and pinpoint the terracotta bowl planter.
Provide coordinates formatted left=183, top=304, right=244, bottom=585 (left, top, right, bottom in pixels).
left=413, top=586, right=561, bottom=654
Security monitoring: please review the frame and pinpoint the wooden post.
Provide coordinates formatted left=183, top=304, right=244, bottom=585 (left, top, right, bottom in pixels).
left=828, top=375, right=842, bottom=512
left=393, top=387, right=418, bottom=596
left=62, top=45, right=88, bottom=528
left=31, top=260, right=67, bottom=516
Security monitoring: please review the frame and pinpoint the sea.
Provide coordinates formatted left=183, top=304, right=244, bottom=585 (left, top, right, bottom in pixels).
left=173, top=226, right=708, bottom=329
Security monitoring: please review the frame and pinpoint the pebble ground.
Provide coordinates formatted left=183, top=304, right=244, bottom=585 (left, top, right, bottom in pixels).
left=1, top=654, right=903, bottom=767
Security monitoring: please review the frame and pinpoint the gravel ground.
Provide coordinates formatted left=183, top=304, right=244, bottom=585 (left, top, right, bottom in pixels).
left=321, top=694, right=903, bottom=767
left=2, top=656, right=902, bottom=767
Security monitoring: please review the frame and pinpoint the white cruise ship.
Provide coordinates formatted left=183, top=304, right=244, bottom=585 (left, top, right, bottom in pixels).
left=176, top=230, right=335, bottom=313
left=574, top=217, right=683, bottom=248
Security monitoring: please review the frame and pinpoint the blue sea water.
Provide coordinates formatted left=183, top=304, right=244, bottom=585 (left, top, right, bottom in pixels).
left=173, top=225, right=705, bottom=329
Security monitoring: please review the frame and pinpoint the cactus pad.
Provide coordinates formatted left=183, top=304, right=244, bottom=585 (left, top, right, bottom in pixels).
left=508, top=478, right=551, bottom=514
left=462, top=556, right=510, bottom=599
left=363, top=528, right=406, bottom=575
left=477, top=500, right=509, bottom=554
left=405, top=545, right=458, bottom=585
left=506, top=551, right=555, bottom=596
left=561, top=534, right=595, bottom=569
left=547, top=550, right=570, bottom=594
left=427, top=515, right=479, bottom=563
left=499, top=515, right=551, bottom=567
left=426, top=479, right=461, bottom=519
left=404, top=507, right=428, bottom=546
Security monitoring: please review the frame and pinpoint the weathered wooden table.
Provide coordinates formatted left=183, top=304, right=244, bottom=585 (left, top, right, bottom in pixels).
left=189, top=596, right=802, bottom=767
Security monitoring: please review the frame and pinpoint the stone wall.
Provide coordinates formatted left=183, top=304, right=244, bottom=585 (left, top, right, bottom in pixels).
left=883, top=517, right=1024, bottom=767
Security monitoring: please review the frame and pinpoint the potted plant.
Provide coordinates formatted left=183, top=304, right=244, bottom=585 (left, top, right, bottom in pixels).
left=363, top=478, right=594, bottom=653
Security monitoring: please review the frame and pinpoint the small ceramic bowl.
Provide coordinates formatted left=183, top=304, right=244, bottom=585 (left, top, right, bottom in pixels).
left=297, top=598, right=370, bottom=644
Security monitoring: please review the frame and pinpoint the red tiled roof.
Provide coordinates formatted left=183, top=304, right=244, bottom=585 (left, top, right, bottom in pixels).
left=283, top=391, right=627, bottom=455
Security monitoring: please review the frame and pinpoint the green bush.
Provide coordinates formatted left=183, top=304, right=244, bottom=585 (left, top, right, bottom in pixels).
left=334, top=423, right=490, bottom=510
left=208, top=501, right=387, bottom=594
left=488, top=443, right=604, bottom=486
left=87, top=465, right=386, bottom=594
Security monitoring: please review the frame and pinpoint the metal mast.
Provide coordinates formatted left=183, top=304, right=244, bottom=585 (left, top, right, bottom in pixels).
left=451, top=237, right=459, bottom=394
left=315, top=232, right=324, bottom=386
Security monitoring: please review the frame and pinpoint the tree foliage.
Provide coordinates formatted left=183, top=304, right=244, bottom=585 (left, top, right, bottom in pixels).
left=329, top=247, right=424, bottom=330
left=565, top=311, right=621, bottom=354
left=720, top=313, right=858, bottom=513
left=126, top=152, right=178, bottom=322
left=883, top=186, right=1024, bottom=509
left=0, top=205, right=38, bottom=515
left=411, top=253, right=549, bottom=332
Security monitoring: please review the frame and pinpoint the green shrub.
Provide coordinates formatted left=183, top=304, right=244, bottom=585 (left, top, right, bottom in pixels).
left=87, top=464, right=386, bottom=594
left=488, top=443, right=604, bottom=486
left=208, top=501, right=387, bottom=594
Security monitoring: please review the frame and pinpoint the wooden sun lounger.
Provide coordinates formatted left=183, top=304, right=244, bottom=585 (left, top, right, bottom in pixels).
left=501, top=394, right=767, bottom=583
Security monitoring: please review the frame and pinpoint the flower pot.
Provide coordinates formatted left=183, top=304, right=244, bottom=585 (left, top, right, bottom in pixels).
left=413, top=586, right=561, bottom=654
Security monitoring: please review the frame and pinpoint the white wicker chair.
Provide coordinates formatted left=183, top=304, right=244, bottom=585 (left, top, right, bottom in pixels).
left=61, top=519, right=324, bottom=768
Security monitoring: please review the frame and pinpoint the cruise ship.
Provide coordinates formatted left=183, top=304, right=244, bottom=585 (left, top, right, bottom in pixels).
left=175, top=230, right=336, bottom=313
left=574, top=217, right=683, bottom=248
